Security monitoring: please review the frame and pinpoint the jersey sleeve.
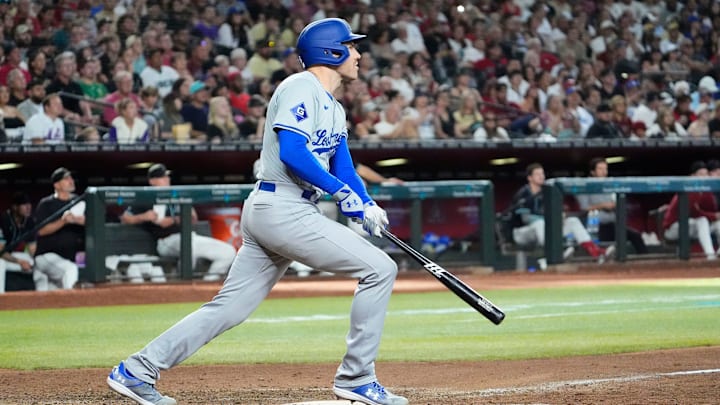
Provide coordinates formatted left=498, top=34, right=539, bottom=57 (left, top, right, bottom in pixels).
left=271, top=78, right=318, bottom=140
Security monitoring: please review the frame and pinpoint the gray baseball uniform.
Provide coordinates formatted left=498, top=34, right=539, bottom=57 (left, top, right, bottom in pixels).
left=124, top=71, right=398, bottom=390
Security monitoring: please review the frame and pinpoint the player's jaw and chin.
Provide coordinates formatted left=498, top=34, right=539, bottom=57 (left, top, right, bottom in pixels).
left=337, top=44, right=361, bottom=82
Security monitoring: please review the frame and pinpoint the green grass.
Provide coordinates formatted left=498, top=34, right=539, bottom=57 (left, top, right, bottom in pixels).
left=1, top=278, right=719, bottom=370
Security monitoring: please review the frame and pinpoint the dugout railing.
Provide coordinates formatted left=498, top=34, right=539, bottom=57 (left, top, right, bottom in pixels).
left=542, top=177, right=720, bottom=264
left=83, top=180, right=495, bottom=283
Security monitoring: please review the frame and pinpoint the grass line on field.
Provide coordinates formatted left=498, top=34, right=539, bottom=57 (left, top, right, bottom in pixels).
left=1, top=281, right=719, bottom=369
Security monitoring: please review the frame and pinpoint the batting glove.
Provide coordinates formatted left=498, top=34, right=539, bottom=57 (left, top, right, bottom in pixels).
left=333, top=184, right=364, bottom=221
left=363, top=201, right=388, bottom=237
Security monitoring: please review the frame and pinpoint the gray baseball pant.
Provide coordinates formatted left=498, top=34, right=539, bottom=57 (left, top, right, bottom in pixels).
left=124, top=186, right=398, bottom=389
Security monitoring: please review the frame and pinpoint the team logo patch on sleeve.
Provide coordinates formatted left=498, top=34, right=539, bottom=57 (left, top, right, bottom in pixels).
left=290, top=103, right=308, bottom=122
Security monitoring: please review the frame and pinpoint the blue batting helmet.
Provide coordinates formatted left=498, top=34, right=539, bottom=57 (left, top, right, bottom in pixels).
left=296, top=18, right=366, bottom=68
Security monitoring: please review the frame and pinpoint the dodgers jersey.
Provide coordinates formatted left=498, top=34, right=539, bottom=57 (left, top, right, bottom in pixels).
left=258, top=71, right=347, bottom=192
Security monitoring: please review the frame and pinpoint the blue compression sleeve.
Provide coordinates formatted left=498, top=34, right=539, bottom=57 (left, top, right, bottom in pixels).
left=330, top=137, right=372, bottom=204
left=278, top=129, right=345, bottom=194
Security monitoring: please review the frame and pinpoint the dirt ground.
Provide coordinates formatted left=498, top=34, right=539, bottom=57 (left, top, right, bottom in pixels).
left=1, top=263, right=718, bottom=404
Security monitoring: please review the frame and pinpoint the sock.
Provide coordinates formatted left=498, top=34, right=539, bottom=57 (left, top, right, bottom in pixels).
left=580, top=241, right=603, bottom=258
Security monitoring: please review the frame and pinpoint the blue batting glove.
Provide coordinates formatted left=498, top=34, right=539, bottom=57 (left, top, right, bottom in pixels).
left=333, top=184, right=364, bottom=220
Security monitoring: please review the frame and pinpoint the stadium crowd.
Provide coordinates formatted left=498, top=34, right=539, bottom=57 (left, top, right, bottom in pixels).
left=0, top=0, right=719, bottom=144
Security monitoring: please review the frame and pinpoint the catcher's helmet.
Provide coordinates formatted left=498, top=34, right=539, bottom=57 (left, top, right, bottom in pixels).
left=296, top=18, right=366, bottom=68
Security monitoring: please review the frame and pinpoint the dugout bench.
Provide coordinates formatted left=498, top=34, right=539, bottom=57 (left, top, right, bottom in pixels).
left=102, top=221, right=212, bottom=282
left=83, top=181, right=496, bottom=283
left=542, top=177, right=720, bottom=264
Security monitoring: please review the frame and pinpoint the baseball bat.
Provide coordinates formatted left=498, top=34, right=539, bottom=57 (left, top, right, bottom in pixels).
left=380, top=228, right=505, bottom=325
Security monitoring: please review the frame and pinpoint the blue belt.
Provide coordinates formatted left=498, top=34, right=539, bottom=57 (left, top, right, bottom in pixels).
left=258, top=181, right=318, bottom=201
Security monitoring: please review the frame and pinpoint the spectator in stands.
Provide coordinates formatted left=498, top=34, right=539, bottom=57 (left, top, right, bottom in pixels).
left=577, top=157, right=648, bottom=255
left=98, top=34, right=122, bottom=81
left=708, top=101, right=720, bottom=139
left=108, top=98, right=150, bottom=144
left=598, top=68, right=621, bottom=101
left=247, top=11, right=282, bottom=51
left=509, top=163, right=614, bottom=263
left=609, top=94, right=632, bottom=137
left=660, top=21, right=684, bottom=54
left=374, top=102, right=419, bottom=140
left=586, top=102, right=623, bottom=139
left=140, top=48, right=180, bottom=98
left=254, top=78, right=275, bottom=104
left=0, top=85, right=25, bottom=135
left=169, top=77, right=191, bottom=104
left=26, top=48, right=48, bottom=84
left=692, top=76, right=718, bottom=113
left=405, top=93, right=435, bottom=140
left=539, top=94, right=580, bottom=139
left=687, top=103, right=712, bottom=138
left=118, top=45, right=144, bottom=92
left=433, top=90, right=459, bottom=139
left=662, top=44, right=688, bottom=82
left=674, top=94, right=696, bottom=129
left=518, top=85, right=542, bottom=116
left=228, top=48, right=254, bottom=83
left=453, top=93, right=484, bottom=139
left=247, top=38, right=282, bottom=82
left=120, top=164, right=237, bottom=281
left=392, top=11, right=429, bottom=58
left=168, top=52, right=192, bottom=85
left=207, top=96, right=239, bottom=143
left=226, top=71, right=249, bottom=115
left=663, top=161, right=720, bottom=260
left=17, top=79, right=46, bottom=122
left=270, top=47, right=302, bottom=86
left=565, top=86, right=594, bottom=137
left=103, top=70, right=141, bottom=126
left=503, top=69, right=528, bottom=105
left=6, top=69, right=27, bottom=106
left=139, top=86, right=161, bottom=136
left=194, top=5, right=220, bottom=41
left=630, top=91, right=660, bottom=129
left=216, top=7, right=251, bottom=51
left=23, top=93, right=64, bottom=144
left=449, top=69, right=481, bottom=110
left=384, top=62, right=414, bottom=104
left=116, top=14, right=139, bottom=45
left=459, top=36, right=485, bottom=69
left=46, top=51, right=94, bottom=124
left=647, top=106, right=688, bottom=139
left=33, top=167, right=83, bottom=290
left=158, top=93, right=184, bottom=141
left=474, top=41, right=508, bottom=82
left=0, top=43, right=31, bottom=86
left=180, top=81, right=210, bottom=142
left=74, top=126, right=101, bottom=143
left=238, top=95, right=266, bottom=141
left=629, top=121, right=648, bottom=140
left=473, top=111, right=510, bottom=142
left=76, top=56, right=108, bottom=101
left=0, top=192, right=45, bottom=293
left=354, top=102, right=381, bottom=141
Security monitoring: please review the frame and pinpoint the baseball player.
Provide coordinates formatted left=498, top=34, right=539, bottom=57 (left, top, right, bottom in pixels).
left=107, top=18, right=407, bottom=405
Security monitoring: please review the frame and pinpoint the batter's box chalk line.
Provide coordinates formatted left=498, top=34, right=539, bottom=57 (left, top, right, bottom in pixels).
left=282, top=401, right=358, bottom=405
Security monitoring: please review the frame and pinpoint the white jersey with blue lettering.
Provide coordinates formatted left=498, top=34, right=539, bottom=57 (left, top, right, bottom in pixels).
left=257, top=71, right=347, bottom=193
